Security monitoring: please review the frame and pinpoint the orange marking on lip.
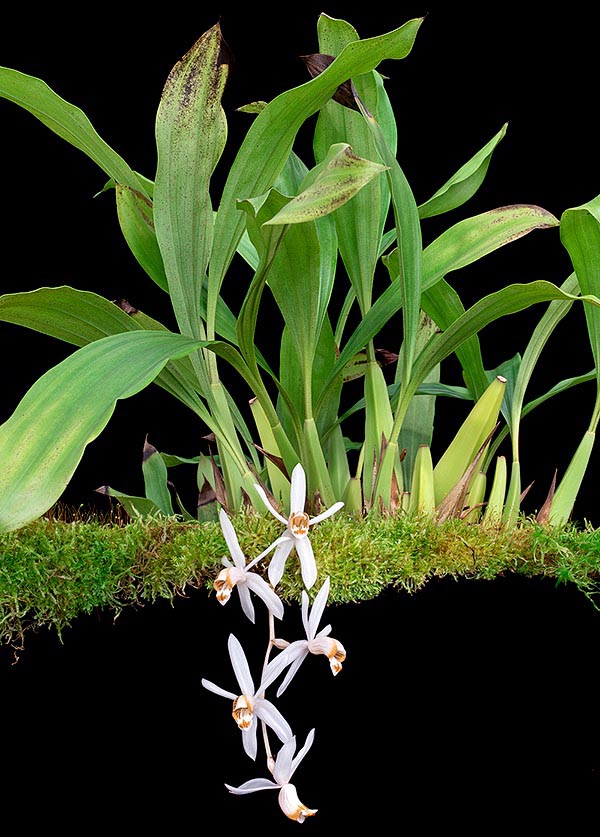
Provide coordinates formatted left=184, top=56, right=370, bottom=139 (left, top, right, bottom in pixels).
left=289, top=511, right=310, bottom=536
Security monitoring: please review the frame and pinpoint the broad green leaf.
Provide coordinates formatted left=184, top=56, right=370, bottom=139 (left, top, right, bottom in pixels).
left=421, top=204, right=559, bottom=286
left=420, top=278, right=488, bottom=399
left=372, top=279, right=600, bottom=510
left=95, top=487, right=166, bottom=519
left=154, top=22, right=228, bottom=340
left=235, top=192, right=292, bottom=378
left=200, top=337, right=301, bottom=477
left=0, top=67, right=148, bottom=195
left=418, top=123, right=508, bottom=219
left=358, top=98, right=422, bottom=386
left=321, top=204, right=559, bottom=410
left=508, top=273, right=579, bottom=445
left=0, top=331, right=203, bottom=533
left=142, top=438, right=175, bottom=516
left=546, top=190, right=600, bottom=527
left=263, top=143, right=388, bottom=226
left=208, top=15, right=423, bottom=331
left=241, top=147, right=339, bottom=340
left=550, top=430, right=596, bottom=526
left=238, top=189, right=324, bottom=418
left=499, top=273, right=579, bottom=523
left=407, top=204, right=558, bottom=398
left=0, top=286, right=203, bottom=413
left=314, top=15, right=396, bottom=315
left=278, top=314, right=341, bottom=441
left=560, top=194, right=600, bottom=382
left=398, top=280, right=600, bottom=425
left=115, top=185, right=168, bottom=292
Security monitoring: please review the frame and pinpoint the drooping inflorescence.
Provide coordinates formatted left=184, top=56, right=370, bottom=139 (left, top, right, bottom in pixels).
left=202, top=463, right=345, bottom=823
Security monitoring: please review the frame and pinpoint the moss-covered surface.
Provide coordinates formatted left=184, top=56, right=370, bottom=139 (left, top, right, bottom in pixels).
left=1, top=503, right=599, bottom=651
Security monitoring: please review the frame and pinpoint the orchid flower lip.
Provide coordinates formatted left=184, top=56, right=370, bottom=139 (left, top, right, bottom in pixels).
left=215, top=509, right=285, bottom=620
left=201, top=634, right=292, bottom=760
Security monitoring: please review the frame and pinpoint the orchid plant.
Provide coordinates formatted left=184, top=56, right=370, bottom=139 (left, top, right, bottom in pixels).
left=202, top=463, right=344, bottom=823
left=1, top=12, right=600, bottom=535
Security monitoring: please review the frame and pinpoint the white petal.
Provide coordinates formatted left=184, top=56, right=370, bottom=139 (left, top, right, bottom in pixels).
left=290, top=463, right=307, bottom=512
left=308, top=500, right=344, bottom=525
left=258, top=640, right=306, bottom=695
left=236, top=583, right=256, bottom=624
left=307, top=575, right=330, bottom=639
left=267, top=537, right=294, bottom=588
left=253, top=483, right=288, bottom=525
left=276, top=648, right=308, bottom=697
left=272, top=735, right=298, bottom=785
left=295, top=536, right=317, bottom=590
left=245, top=574, right=284, bottom=620
left=246, top=534, right=292, bottom=570
left=227, top=634, right=255, bottom=695
left=219, top=508, right=246, bottom=567
left=290, top=728, right=316, bottom=778
left=201, top=678, right=236, bottom=700
left=255, top=697, right=293, bottom=744
left=300, top=589, right=310, bottom=637
left=241, top=725, right=258, bottom=761
left=225, top=778, right=279, bottom=795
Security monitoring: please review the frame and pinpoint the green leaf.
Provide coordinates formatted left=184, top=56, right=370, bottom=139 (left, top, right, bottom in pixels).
left=422, top=204, right=559, bottom=287
left=322, top=204, right=559, bottom=408
left=0, top=66, right=148, bottom=195
left=208, top=15, right=423, bottom=329
left=550, top=430, right=596, bottom=526
left=154, top=22, right=228, bottom=340
left=420, top=278, right=487, bottom=399
left=313, top=15, right=396, bottom=315
left=0, top=331, right=203, bottom=533
left=418, top=123, right=508, bottom=219
left=398, top=312, right=440, bottom=486
left=358, top=99, right=422, bottom=387
left=498, top=273, right=579, bottom=523
left=560, top=194, right=600, bottom=384
left=402, top=280, right=600, bottom=420
left=0, top=286, right=204, bottom=414
left=115, top=185, right=169, bottom=292
left=263, top=143, right=388, bottom=226
left=432, top=375, right=506, bottom=505
left=94, top=486, right=166, bottom=520
left=142, top=438, right=175, bottom=516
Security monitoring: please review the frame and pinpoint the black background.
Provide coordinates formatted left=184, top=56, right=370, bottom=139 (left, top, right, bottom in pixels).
left=1, top=3, right=600, bottom=832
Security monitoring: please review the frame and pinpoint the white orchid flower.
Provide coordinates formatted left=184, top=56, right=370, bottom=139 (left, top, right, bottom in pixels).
left=225, top=728, right=317, bottom=823
left=201, top=633, right=292, bottom=761
left=254, top=463, right=344, bottom=590
left=263, top=576, right=346, bottom=696
left=214, top=508, right=285, bottom=623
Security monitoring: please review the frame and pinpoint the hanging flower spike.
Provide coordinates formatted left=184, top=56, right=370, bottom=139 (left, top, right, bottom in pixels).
left=214, top=508, right=285, bottom=623
left=254, top=463, right=344, bottom=590
left=225, top=729, right=318, bottom=823
left=201, top=633, right=293, bottom=761
left=260, top=576, right=347, bottom=697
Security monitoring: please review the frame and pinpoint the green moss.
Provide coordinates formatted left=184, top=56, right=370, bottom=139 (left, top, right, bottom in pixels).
left=0, top=504, right=599, bottom=651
